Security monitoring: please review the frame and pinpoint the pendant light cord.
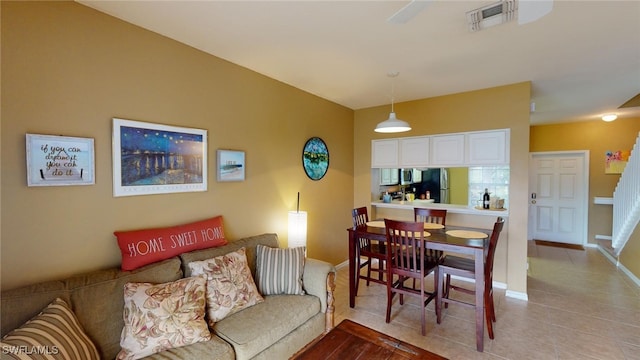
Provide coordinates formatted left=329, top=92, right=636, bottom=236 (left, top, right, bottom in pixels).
left=388, top=71, right=399, bottom=113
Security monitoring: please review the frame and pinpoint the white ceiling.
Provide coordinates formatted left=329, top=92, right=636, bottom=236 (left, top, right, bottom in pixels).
left=77, top=0, right=640, bottom=125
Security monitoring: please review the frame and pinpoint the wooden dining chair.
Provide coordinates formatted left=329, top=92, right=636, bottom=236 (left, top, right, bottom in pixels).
left=414, top=207, right=447, bottom=263
left=383, top=219, right=439, bottom=336
left=352, top=207, right=386, bottom=295
left=436, top=217, right=505, bottom=340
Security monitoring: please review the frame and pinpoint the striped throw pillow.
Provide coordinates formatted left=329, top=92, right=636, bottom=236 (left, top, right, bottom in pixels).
left=255, top=245, right=305, bottom=295
left=0, top=298, right=99, bottom=360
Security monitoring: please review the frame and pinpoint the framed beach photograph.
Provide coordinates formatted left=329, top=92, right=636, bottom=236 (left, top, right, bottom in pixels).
left=26, top=133, right=95, bottom=186
left=112, top=118, right=207, bottom=197
left=217, top=149, right=245, bottom=182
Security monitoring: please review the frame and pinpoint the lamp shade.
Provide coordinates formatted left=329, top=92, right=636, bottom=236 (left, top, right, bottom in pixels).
left=374, top=112, right=411, bottom=133
left=288, top=211, right=307, bottom=248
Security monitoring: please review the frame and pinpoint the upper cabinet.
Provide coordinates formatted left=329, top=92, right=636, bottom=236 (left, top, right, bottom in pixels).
left=430, top=134, right=465, bottom=166
left=466, top=129, right=509, bottom=165
left=371, top=139, right=399, bottom=168
left=399, top=137, right=430, bottom=168
left=372, top=129, right=510, bottom=168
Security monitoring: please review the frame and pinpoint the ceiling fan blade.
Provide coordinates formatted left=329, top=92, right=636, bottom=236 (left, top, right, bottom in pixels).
left=518, top=0, right=553, bottom=25
left=387, top=0, right=432, bottom=24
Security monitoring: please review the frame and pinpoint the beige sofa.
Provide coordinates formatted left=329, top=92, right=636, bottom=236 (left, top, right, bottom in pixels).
left=1, top=233, right=336, bottom=359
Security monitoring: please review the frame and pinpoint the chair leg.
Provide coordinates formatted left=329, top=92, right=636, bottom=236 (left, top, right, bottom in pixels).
left=420, top=279, right=426, bottom=336
left=489, top=289, right=496, bottom=322
left=436, top=268, right=444, bottom=324
left=444, top=274, right=451, bottom=309
left=366, top=256, right=372, bottom=286
left=433, top=268, right=440, bottom=324
left=485, top=290, right=494, bottom=339
left=355, top=256, right=361, bottom=296
left=386, top=279, right=393, bottom=324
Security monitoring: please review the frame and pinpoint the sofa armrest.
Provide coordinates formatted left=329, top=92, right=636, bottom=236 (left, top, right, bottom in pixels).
left=302, top=258, right=336, bottom=332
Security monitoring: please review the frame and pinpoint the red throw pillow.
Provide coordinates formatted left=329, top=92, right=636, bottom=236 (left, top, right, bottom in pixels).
left=115, top=216, right=227, bottom=271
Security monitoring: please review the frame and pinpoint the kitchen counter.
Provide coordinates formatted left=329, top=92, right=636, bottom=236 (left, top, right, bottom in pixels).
left=371, top=200, right=509, bottom=217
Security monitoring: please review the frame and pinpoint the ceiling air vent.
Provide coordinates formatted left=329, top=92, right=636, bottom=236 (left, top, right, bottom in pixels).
left=466, top=0, right=517, bottom=32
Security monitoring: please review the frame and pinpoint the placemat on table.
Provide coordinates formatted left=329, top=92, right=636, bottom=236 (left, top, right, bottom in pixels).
left=366, top=221, right=443, bottom=230
left=365, top=221, right=385, bottom=228
left=445, top=230, right=488, bottom=239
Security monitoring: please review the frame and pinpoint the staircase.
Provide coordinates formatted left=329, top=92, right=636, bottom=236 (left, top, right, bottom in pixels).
left=612, top=131, right=640, bottom=256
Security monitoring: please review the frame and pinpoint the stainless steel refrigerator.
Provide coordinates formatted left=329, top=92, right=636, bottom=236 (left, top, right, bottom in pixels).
left=419, top=168, right=449, bottom=203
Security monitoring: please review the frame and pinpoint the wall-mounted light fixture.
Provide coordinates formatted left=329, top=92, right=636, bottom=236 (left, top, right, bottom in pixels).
left=602, top=114, right=618, bottom=122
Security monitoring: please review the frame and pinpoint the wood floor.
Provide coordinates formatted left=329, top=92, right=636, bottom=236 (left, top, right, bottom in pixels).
left=334, top=241, right=640, bottom=359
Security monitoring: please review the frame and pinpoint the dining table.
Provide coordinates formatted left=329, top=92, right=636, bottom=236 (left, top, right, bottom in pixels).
left=347, top=221, right=490, bottom=352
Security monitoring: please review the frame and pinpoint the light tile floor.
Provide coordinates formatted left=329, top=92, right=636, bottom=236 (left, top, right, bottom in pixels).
left=333, top=242, right=640, bottom=359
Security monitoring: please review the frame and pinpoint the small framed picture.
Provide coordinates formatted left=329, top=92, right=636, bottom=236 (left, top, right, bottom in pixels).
left=217, top=150, right=245, bottom=182
left=26, top=133, right=95, bottom=186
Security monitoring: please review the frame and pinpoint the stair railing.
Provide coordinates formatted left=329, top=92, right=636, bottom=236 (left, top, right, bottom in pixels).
left=612, top=131, right=640, bottom=256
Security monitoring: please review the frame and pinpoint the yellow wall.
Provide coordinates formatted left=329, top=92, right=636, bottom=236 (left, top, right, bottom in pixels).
left=530, top=118, right=640, bottom=280
left=355, top=82, right=531, bottom=294
left=620, top=224, right=640, bottom=279
left=1, top=1, right=354, bottom=290
left=449, top=167, right=469, bottom=205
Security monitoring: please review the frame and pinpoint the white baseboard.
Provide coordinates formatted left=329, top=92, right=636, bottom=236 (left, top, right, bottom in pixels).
left=597, top=245, right=640, bottom=288
left=595, top=234, right=612, bottom=241
left=335, top=260, right=349, bottom=270
left=505, top=290, right=529, bottom=301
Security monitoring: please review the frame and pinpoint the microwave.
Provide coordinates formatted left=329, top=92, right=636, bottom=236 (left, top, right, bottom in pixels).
left=400, top=168, right=422, bottom=185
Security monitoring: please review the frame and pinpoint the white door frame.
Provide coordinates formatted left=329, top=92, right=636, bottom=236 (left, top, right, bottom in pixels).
left=528, top=151, right=590, bottom=245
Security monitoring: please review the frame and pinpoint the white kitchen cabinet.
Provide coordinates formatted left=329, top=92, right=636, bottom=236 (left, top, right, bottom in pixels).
left=371, top=139, right=399, bottom=168
left=399, top=136, right=430, bottom=168
left=430, top=134, right=465, bottom=166
left=467, top=130, right=509, bottom=165
left=380, top=168, right=399, bottom=185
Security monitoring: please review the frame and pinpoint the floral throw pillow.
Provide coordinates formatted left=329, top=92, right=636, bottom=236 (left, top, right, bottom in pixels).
left=188, top=247, right=264, bottom=325
left=117, top=276, right=211, bottom=360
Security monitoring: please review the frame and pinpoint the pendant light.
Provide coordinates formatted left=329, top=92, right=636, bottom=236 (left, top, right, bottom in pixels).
left=375, top=72, right=411, bottom=133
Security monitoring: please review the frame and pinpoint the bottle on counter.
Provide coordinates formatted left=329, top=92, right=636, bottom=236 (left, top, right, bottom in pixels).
left=483, top=188, right=490, bottom=209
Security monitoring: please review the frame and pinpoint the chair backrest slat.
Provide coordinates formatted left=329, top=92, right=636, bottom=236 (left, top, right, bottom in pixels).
left=352, top=207, right=368, bottom=227
left=384, top=219, right=426, bottom=275
left=414, top=208, right=447, bottom=226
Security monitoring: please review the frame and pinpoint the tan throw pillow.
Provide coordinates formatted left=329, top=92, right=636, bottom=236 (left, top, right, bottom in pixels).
left=255, top=245, right=306, bottom=295
left=188, top=247, right=264, bottom=325
left=0, top=298, right=99, bottom=360
left=117, top=276, right=211, bottom=360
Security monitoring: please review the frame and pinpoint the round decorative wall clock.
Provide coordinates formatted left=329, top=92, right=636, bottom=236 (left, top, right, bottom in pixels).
left=302, top=137, right=329, bottom=181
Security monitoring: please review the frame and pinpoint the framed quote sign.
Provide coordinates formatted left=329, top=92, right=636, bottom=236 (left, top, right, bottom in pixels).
left=26, top=133, right=95, bottom=186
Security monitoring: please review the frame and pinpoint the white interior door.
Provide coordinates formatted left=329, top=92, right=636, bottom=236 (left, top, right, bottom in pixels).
left=528, top=152, right=589, bottom=245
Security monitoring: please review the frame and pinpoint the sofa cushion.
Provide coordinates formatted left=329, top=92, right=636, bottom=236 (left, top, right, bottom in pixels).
left=0, top=298, right=99, bottom=360
left=144, top=335, right=235, bottom=360
left=115, top=215, right=227, bottom=271
left=117, top=276, right=211, bottom=360
left=188, top=247, right=264, bottom=324
left=0, top=280, right=68, bottom=338
left=181, top=233, right=279, bottom=277
left=214, top=295, right=320, bottom=360
left=69, top=258, right=183, bottom=360
left=255, top=245, right=305, bottom=295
